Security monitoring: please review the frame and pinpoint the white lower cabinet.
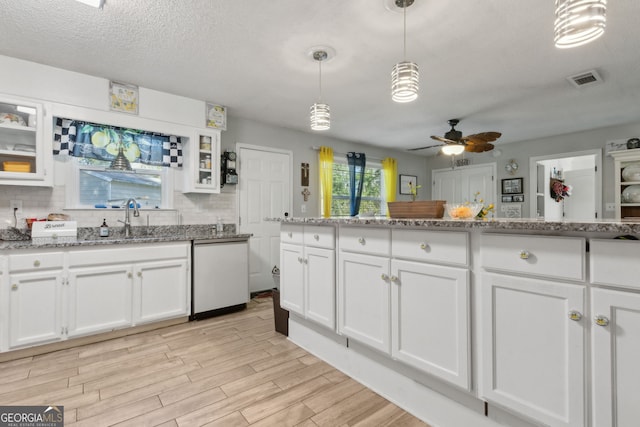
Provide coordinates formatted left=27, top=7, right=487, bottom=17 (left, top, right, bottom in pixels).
left=479, top=273, right=586, bottom=427
left=338, top=252, right=390, bottom=354
left=390, top=259, right=470, bottom=389
left=134, top=259, right=189, bottom=324
left=8, top=269, right=64, bottom=349
left=591, top=288, right=640, bottom=427
left=280, top=224, right=336, bottom=330
left=67, top=264, right=133, bottom=338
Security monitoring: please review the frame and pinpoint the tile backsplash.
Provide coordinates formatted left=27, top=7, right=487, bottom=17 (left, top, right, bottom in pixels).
left=1, top=184, right=236, bottom=230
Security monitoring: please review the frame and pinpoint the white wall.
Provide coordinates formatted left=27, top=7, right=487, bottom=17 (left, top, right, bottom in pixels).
left=425, top=123, right=640, bottom=219
left=0, top=54, right=428, bottom=228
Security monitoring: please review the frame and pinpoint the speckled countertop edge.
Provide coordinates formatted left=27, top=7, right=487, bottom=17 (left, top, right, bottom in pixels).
left=272, top=217, right=640, bottom=234
left=0, top=224, right=251, bottom=250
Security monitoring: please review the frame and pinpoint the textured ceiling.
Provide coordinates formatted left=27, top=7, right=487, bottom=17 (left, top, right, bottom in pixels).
left=0, top=0, right=639, bottom=154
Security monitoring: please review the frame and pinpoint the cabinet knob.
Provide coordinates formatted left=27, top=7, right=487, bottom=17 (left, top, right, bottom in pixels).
left=137, top=271, right=142, bottom=278
left=381, top=273, right=389, bottom=281
left=11, top=284, right=18, bottom=291
left=297, top=257, right=303, bottom=263
left=358, top=237, right=366, bottom=245
left=568, top=310, right=582, bottom=321
left=519, top=250, right=530, bottom=260
left=314, top=234, right=319, bottom=240
left=34, top=260, right=41, bottom=267
left=390, top=275, right=399, bottom=283
left=594, top=315, right=610, bottom=327
left=288, top=232, right=293, bottom=238
left=127, top=272, right=133, bottom=279
left=419, top=242, right=427, bottom=250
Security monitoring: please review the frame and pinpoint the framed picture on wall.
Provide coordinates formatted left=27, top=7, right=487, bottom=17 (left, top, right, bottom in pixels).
left=399, top=174, right=417, bottom=195
left=109, top=81, right=139, bottom=115
left=501, top=177, right=523, bottom=194
left=206, top=102, right=227, bottom=130
left=513, top=194, right=525, bottom=203
left=502, top=195, right=513, bottom=203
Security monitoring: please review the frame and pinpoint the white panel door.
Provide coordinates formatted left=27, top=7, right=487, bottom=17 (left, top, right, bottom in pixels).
left=391, top=259, right=470, bottom=389
left=238, top=145, right=292, bottom=292
left=563, top=168, right=596, bottom=220
left=480, top=273, right=585, bottom=427
left=432, top=164, right=496, bottom=208
left=338, top=252, right=390, bottom=354
left=591, top=288, right=640, bottom=427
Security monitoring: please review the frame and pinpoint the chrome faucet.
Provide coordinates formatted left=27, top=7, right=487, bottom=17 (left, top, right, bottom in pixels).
left=118, top=198, right=140, bottom=237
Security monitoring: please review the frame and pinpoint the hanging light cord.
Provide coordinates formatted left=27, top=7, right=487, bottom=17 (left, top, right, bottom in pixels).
left=402, top=0, right=407, bottom=60
left=318, top=58, right=323, bottom=102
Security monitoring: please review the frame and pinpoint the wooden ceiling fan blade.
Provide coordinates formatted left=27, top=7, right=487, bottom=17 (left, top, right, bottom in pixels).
left=465, top=142, right=494, bottom=152
left=408, top=143, right=443, bottom=151
left=465, top=132, right=501, bottom=143
left=431, top=135, right=458, bottom=144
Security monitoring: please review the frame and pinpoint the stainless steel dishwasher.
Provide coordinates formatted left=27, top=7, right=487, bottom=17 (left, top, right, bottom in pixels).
left=191, top=237, right=249, bottom=320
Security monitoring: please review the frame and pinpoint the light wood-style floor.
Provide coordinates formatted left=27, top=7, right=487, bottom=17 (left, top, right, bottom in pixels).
left=0, top=296, right=429, bottom=426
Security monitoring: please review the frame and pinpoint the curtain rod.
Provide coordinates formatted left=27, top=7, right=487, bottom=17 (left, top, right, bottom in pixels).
left=311, top=146, right=385, bottom=162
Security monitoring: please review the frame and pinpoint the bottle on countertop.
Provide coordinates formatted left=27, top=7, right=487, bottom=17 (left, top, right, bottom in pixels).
left=216, top=217, right=224, bottom=235
left=99, top=218, right=109, bottom=237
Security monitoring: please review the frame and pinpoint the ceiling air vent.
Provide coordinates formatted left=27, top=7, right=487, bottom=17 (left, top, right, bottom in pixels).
left=567, top=70, right=603, bottom=88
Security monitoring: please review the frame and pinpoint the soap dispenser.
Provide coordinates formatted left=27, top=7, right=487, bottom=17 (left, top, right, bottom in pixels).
left=100, top=218, right=109, bottom=237
left=216, top=217, right=223, bottom=235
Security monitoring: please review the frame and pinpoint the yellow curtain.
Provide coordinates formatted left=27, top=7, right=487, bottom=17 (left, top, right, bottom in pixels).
left=319, top=146, right=334, bottom=218
left=381, top=157, right=397, bottom=217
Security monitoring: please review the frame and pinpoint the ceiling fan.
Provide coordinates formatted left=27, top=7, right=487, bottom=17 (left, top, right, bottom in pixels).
left=409, top=119, right=501, bottom=154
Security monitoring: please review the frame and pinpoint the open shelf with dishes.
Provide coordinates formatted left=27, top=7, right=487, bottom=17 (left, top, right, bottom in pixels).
left=611, top=148, right=640, bottom=220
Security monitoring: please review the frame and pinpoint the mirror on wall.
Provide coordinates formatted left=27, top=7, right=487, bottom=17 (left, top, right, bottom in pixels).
left=529, top=150, right=602, bottom=221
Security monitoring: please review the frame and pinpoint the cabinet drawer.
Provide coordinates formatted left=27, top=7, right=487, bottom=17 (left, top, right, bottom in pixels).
left=281, top=224, right=304, bottom=245
left=9, top=251, right=64, bottom=272
left=304, top=225, right=335, bottom=249
left=392, top=229, right=468, bottom=266
left=590, top=239, right=640, bottom=289
left=69, top=243, right=189, bottom=267
left=339, top=226, right=390, bottom=256
left=481, top=233, right=585, bottom=281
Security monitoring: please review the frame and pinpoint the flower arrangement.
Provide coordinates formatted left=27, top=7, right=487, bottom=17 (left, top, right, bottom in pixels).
left=408, top=181, right=422, bottom=202
left=473, top=192, right=494, bottom=219
left=550, top=179, right=572, bottom=202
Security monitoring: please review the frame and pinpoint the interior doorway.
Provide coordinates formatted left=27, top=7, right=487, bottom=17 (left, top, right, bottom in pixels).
left=237, top=144, right=292, bottom=293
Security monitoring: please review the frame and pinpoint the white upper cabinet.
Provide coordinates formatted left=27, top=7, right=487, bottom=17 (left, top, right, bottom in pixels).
left=179, top=129, right=221, bottom=193
left=0, top=94, right=52, bottom=186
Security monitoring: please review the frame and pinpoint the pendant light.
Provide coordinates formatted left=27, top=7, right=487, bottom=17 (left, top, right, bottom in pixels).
left=554, top=0, right=606, bottom=48
left=391, top=0, right=419, bottom=103
left=109, top=143, right=133, bottom=171
left=310, top=50, right=330, bottom=131
left=441, top=144, right=465, bottom=156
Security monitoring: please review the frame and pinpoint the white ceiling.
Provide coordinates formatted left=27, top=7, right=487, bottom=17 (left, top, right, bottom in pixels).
left=1, top=0, right=639, bottom=155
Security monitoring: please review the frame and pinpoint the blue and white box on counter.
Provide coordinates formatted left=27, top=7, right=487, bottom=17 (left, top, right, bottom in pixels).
left=31, top=221, right=78, bottom=244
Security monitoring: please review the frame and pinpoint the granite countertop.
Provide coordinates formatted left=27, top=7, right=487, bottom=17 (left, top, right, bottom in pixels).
left=0, top=224, right=251, bottom=250
left=274, top=217, right=640, bottom=235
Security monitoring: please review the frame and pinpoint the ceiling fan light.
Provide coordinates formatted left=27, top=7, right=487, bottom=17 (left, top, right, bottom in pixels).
left=391, top=61, right=419, bottom=103
left=441, top=144, right=465, bottom=156
left=554, top=0, right=606, bottom=48
left=310, top=103, right=330, bottom=131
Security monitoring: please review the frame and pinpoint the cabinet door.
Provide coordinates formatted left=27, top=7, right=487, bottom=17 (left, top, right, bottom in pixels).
left=134, top=259, right=189, bottom=324
left=479, top=273, right=585, bottom=427
left=591, top=288, right=640, bottom=427
left=67, top=265, right=133, bottom=338
left=280, top=243, right=304, bottom=316
left=305, top=247, right=335, bottom=330
left=181, top=129, right=221, bottom=193
left=8, top=271, right=63, bottom=348
left=338, top=252, right=390, bottom=354
left=391, top=260, right=470, bottom=389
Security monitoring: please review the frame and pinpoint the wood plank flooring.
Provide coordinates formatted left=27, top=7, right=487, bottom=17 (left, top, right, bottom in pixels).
left=0, top=296, right=429, bottom=426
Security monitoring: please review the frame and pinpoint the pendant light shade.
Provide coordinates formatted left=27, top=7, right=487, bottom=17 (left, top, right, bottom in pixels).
left=391, top=0, right=419, bottom=103
left=310, top=50, right=330, bottom=131
left=109, top=144, right=133, bottom=171
left=441, top=144, right=465, bottom=156
left=554, top=0, right=606, bottom=48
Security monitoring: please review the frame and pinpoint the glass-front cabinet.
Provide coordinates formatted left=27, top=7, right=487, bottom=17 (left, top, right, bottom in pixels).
left=180, top=129, right=220, bottom=193
left=0, top=95, right=52, bottom=186
left=612, top=148, right=640, bottom=220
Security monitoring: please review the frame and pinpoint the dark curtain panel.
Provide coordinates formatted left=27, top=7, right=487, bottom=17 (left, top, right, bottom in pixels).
left=347, top=152, right=366, bottom=216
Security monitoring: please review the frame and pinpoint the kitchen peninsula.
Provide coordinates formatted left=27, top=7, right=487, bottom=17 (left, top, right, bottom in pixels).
left=278, top=217, right=640, bottom=427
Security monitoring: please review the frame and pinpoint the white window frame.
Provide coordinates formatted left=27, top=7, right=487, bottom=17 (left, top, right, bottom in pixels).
left=65, top=158, right=174, bottom=210
left=329, top=158, right=386, bottom=217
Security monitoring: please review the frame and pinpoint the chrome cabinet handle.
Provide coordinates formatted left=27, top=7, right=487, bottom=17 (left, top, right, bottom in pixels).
left=314, top=234, right=319, bottom=240
left=419, top=243, right=427, bottom=250
left=594, top=315, right=609, bottom=327
left=568, top=311, right=582, bottom=321
left=34, top=260, right=41, bottom=267
left=11, top=284, right=18, bottom=290
left=358, top=237, right=365, bottom=245
left=381, top=273, right=389, bottom=281
left=519, top=250, right=530, bottom=260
